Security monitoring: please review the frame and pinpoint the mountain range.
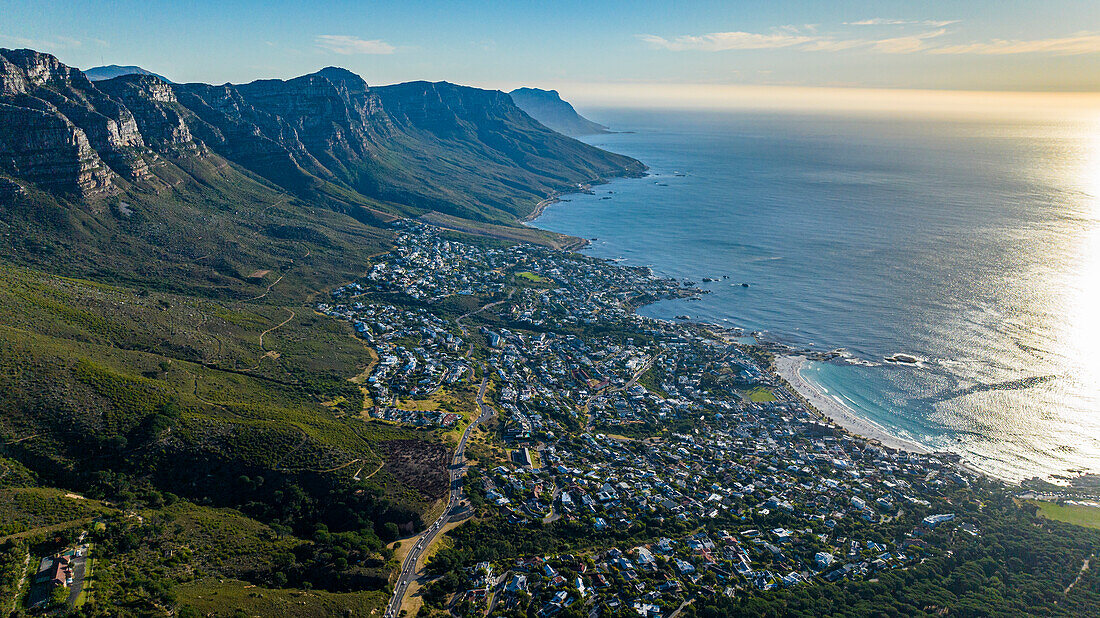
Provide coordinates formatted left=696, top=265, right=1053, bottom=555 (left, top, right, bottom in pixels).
left=0, top=48, right=643, bottom=615
left=83, top=63, right=173, bottom=83
left=1, top=50, right=641, bottom=225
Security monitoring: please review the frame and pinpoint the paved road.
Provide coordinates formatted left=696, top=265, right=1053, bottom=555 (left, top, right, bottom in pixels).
left=65, top=553, right=89, bottom=606
left=385, top=373, right=492, bottom=618
left=668, top=598, right=693, bottom=618
left=542, top=485, right=563, bottom=524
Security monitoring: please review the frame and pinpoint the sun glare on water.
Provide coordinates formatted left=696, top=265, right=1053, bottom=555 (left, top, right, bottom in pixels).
left=1047, top=116, right=1100, bottom=473
left=1066, top=121, right=1100, bottom=393
left=947, top=114, right=1100, bottom=480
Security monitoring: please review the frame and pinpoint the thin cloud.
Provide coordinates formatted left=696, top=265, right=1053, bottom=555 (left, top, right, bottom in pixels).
left=929, top=32, right=1100, bottom=55
left=872, top=29, right=949, bottom=54
left=315, top=35, right=395, bottom=55
left=0, top=34, right=86, bottom=50
left=639, top=28, right=948, bottom=54
left=54, top=35, right=84, bottom=48
left=846, top=18, right=959, bottom=27
left=639, top=32, right=817, bottom=52
left=641, top=26, right=1100, bottom=56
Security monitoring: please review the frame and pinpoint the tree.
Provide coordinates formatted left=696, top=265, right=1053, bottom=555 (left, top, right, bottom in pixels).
left=50, top=585, right=69, bottom=608
left=382, top=522, right=401, bottom=543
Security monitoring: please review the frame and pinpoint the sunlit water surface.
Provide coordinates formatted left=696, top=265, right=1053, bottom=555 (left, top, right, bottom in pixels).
left=532, top=109, right=1100, bottom=483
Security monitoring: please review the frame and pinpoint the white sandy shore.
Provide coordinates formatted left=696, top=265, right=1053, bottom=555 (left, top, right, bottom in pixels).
left=775, top=355, right=930, bottom=454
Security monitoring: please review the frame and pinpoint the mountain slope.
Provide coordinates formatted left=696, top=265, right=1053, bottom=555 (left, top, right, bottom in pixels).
left=509, top=87, right=610, bottom=136
left=373, top=80, right=634, bottom=221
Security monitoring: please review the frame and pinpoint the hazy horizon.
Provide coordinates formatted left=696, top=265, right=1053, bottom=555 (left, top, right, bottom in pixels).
left=4, top=0, right=1099, bottom=100
left=523, top=83, right=1100, bottom=122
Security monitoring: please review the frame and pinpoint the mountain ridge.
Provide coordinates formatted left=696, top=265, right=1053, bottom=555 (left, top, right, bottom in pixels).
left=1, top=48, right=643, bottom=226
left=0, top=48, right=645, bottom=616
left=508, top=86, right=610, bottom=136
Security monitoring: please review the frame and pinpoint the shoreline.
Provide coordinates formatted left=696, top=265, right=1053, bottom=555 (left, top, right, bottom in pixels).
left=526, top=184, right=930, bottom=457
left=521, top=167, right=649, bottom=224
left=774, top=355, right=931, bottom=455
left=521, top=194, right=562, bottom=223
left=525, top=166, right=1019, bottom=482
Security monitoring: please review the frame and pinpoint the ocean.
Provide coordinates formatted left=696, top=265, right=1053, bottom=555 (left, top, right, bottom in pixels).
left=531, top=108, right=1100, bottom=483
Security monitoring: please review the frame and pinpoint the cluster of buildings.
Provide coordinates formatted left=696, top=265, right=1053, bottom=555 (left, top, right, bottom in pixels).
left=374, top=222, right=697, bottom=329
left=324, top=222, right=979, bottom=615
left=317, top=299, right=470, bottom=404
left=28, top=540, right=90, bottom=609
left=470, top=411, right=971, bottom=614
left=368, top=406, right=461, bottom=428
left=362, top=224, right=510, bottom=300
left=483, top=327, right=663, bottom=435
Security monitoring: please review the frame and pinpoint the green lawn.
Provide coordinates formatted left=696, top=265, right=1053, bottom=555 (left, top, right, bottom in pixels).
left=744, top=386, right=778, bottom=403
left=515, top=271, right=549, bottom=283
left=1032, top=500, right=1100, bottom=530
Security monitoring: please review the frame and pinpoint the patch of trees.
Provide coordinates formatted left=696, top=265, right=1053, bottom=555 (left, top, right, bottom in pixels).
left=687, top=493, right=1100, bottom=618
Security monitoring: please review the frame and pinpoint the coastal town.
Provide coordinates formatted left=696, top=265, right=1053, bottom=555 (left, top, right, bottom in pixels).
left=2, top=12, right=1099, bottom=616
left=319, top=222, right=986, bottom=617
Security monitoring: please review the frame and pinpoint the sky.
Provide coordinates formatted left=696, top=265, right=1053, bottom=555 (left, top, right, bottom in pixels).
left=3, top=0, right=1100, bottom=112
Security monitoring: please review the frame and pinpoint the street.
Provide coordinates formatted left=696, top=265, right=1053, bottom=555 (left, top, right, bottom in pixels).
left=384, top=372, right=492, bottom=617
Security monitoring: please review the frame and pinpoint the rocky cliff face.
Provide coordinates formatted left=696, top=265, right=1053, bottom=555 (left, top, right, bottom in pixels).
left=0, top=48, right=642, bottom=222
left=0, top=102, right=115, bottom=195
left=96, top=74, right=194, bottom=150
left=0, top=48, right=150, bottom=194
left=380, top=80, right=520, bottom=135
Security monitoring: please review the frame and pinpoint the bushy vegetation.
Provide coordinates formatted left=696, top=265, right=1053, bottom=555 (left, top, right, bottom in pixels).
left=0, top=539, right=28, bottom=609
left=0, top=488, right=114, bottom=537
left=0, top=157, right=455, bottom=614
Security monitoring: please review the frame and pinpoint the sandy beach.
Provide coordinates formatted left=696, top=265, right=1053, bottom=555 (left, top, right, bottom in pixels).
left=775, top=355, right=930, bottom=454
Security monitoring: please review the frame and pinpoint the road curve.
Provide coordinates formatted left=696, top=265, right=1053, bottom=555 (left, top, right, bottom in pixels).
left=385, top=373, right=492, bottom=617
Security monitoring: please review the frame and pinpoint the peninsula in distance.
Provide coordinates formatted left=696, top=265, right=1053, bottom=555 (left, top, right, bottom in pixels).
left=1, top=1, right=1099, bottom=617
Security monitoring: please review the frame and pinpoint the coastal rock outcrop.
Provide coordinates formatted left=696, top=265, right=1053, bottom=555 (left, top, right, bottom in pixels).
left=508, top=87, right=610, bottom=136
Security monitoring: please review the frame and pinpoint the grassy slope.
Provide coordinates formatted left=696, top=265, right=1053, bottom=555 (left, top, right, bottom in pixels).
left=0, top=151, right=454, bottom=614
left=0, top=257, right=454, bottom=503
left=0, top=487, right=116, bottom=538
left=175, top=578, right=387, bottom=617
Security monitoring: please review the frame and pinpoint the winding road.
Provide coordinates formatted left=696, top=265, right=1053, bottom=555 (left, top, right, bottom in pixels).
left=385, top=373, right=493, bottom=617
